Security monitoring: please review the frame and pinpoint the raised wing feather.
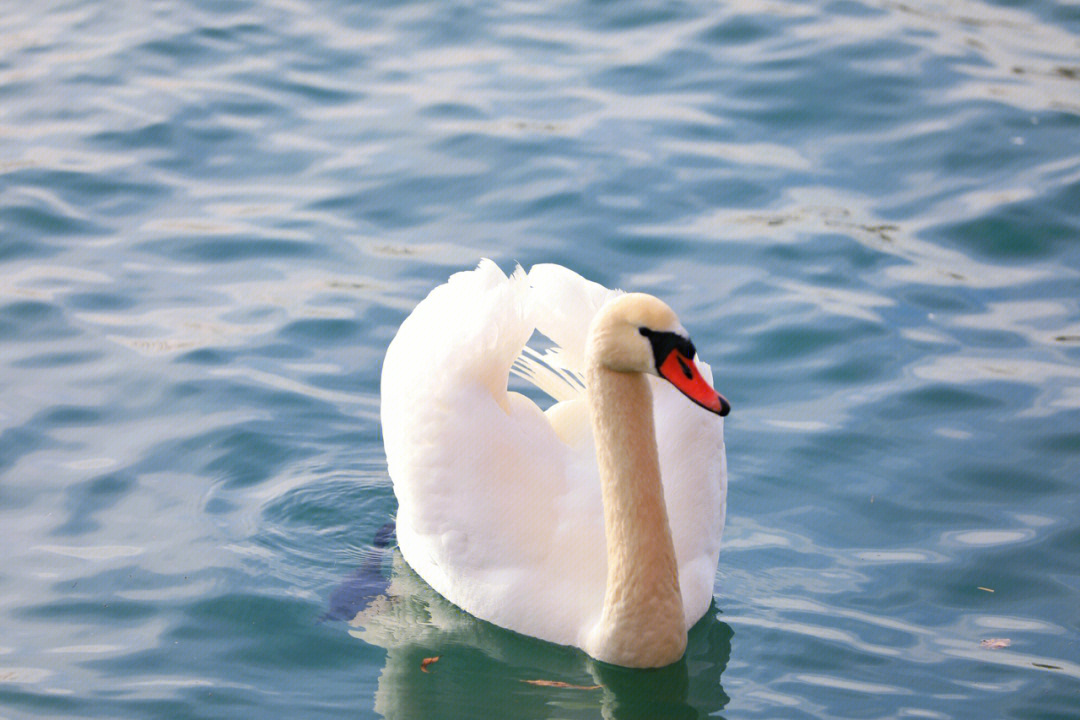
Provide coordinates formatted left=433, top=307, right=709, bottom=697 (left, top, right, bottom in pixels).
left=526, top=264, right=622, bottom=373
left=381, top=261, right=608, bottom=647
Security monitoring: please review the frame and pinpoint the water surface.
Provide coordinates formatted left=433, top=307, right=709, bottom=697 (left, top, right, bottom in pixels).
left=2, top=1, right=1079, bottom=718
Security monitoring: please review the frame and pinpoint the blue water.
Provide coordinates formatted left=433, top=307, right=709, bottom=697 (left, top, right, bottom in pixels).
left=2, top=1, right=1079, bottom=718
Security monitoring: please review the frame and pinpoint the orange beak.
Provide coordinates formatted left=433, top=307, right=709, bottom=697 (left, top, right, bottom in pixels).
left=658, top=350, right=731, bottom=416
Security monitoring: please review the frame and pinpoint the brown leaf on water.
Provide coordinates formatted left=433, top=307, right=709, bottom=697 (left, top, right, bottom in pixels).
left=523, top=679, right=601, bottom=690
left=977, top=586, right=995, bottom=593
left=420, top=656, right=441, bottom=673
left=980, top=638, right=1010, bottom=649
left=1032, top=662, right=1063, bottom=670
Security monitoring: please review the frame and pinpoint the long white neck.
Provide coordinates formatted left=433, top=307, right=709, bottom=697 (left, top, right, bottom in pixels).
left=584, top=362, right=686, bottom=668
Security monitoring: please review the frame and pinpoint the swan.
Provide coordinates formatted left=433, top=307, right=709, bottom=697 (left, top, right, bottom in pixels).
left=380, top=260, right=730, bottom=668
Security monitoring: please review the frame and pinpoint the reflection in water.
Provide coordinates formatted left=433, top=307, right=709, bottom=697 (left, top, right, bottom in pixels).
left=339, top=550, right=731, bottom=719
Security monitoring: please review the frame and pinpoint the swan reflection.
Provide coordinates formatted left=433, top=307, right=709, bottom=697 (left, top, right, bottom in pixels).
left=339, top=549, right=731, bottom=719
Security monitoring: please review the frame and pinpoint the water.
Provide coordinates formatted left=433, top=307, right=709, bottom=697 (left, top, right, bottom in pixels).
left=2, top=1, right=1079, bottom=717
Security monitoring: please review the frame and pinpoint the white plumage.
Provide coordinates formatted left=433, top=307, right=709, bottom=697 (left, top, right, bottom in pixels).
left=380, top=260, right=727, bottom=666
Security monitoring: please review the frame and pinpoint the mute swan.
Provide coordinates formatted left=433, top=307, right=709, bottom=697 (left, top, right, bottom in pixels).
left=381, top=261, right=729, bottom=668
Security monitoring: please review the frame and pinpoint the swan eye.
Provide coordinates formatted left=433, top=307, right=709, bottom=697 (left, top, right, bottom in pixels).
left=638, top=327, right=694, bottom=370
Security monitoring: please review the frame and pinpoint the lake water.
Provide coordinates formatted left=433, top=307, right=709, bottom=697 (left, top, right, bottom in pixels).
left=2, top=1, right=1079, bottom=718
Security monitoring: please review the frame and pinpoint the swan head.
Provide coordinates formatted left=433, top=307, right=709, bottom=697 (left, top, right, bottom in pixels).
left=587, top=293, right=731, bottom=416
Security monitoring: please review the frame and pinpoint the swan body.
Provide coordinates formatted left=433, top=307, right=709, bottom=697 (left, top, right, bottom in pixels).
left=381, top=261, right=729, bottom=667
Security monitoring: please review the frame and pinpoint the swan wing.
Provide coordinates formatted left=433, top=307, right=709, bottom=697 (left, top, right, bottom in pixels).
left=381, top=261, right=606, bottom=647
left=526, top=263, right=622, bottom=376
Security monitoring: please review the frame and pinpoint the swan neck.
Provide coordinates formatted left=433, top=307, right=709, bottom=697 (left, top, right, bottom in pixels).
left=585, top=363, right=686, bottom=667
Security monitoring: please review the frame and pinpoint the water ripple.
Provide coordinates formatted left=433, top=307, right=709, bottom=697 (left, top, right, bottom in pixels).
left=2, top=1, right=1078, bottom=719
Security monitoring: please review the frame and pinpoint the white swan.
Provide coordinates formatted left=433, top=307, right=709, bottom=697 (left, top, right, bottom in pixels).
left=380, top=260, right=730, bottom=668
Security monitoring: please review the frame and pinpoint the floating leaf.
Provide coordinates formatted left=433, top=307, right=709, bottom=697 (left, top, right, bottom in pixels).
left=977, top=587, right=995, bottom=593
left=420, top=656, right=441, bottom=673
left=980, top=638, right=1010, bottom=649
left=523, top=679, right=601, bottom=690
